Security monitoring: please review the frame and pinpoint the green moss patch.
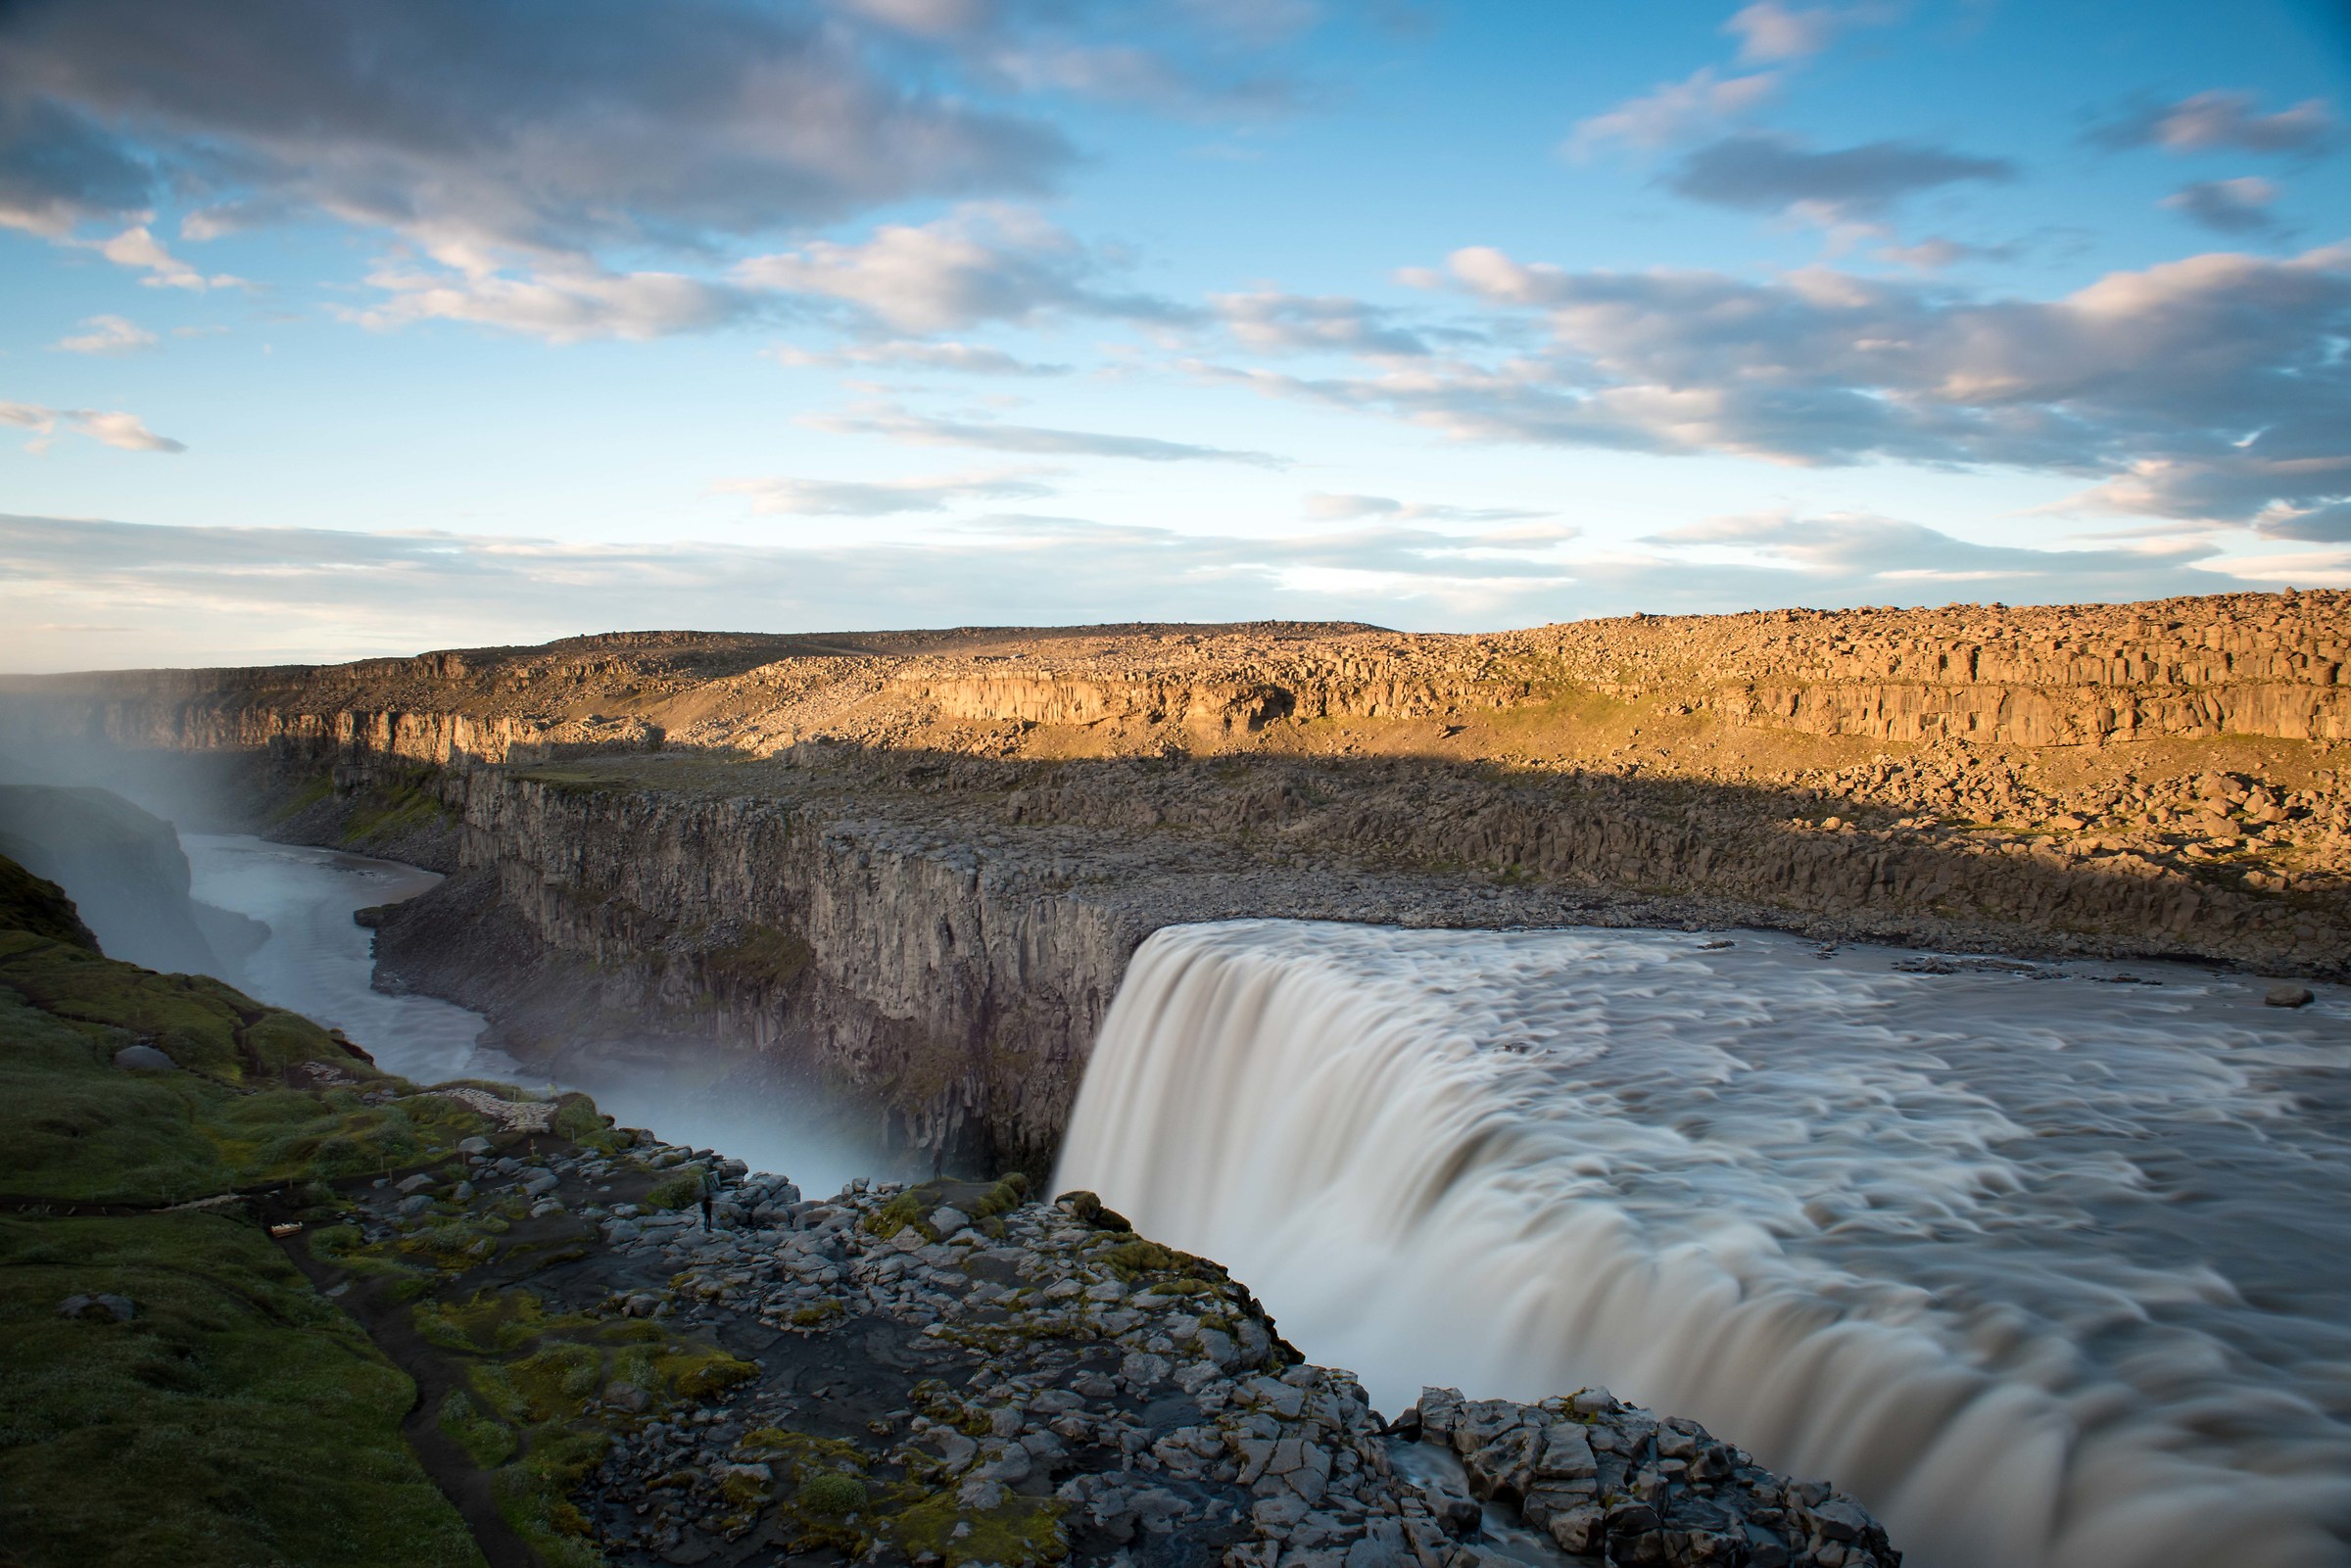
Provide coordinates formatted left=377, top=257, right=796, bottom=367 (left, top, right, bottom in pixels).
left=0, top=1212, right=483, bottom=1568
left=890, top=1488, right=1069, bottom=1567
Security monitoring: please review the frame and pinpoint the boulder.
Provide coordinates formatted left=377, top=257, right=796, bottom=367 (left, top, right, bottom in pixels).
left=111, top=1044, right=176, bottom=1071
left=2266, top=983, right=2316, bottom=1008
left=58, top=1293, right=135, bottom=1322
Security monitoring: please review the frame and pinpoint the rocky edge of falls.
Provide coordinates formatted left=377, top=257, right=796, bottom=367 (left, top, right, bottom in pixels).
left=337, top=1119, right=1902, bottom=1568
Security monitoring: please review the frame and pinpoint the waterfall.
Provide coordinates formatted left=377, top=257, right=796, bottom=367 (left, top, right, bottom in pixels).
left=1056, top=920, right=2351, bottom=1568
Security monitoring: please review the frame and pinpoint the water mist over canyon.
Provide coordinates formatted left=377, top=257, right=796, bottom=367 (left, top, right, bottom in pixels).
left=180, top=832, right=885, bottom=1196
left=1059, top=922, right=2351, bottom=1568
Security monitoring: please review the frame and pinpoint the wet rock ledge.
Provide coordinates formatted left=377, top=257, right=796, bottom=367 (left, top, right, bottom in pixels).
left=327, top=1123, right=1900, bottom=1568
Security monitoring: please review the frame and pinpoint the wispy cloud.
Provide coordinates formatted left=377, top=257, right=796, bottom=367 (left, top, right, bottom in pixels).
left=2162, top=176, right=2282, bottom=235
left=0, top=402, right=184, bottom=453
left=1213, top=292, right=1435, bottom=357
left=2091, top=90, right=2339, bottom=155
left=51, top=314, right=158, bottom=355
left=347, top=261, right=758, bottom=344
left=808, top=405, right=1289, bottom=466
left=738, top=206, right=1191, bottom=335
left=1565, top=68, right=1780, bottom=156
left=714, top=470, right=1057, bottom=516
left=1724, top=1, right=1886, bottom=64
left=1667, top=134, right=2018, bottom=225
left=1302, top=493, right=1551, bottom=525
left=0, top=509, right=2304, bottom=674
left=771, top=341, right=1072, bottom=377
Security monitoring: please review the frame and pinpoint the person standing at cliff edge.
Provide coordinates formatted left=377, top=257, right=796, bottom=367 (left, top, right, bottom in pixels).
left=698, top=1165, right=717, bottom=1233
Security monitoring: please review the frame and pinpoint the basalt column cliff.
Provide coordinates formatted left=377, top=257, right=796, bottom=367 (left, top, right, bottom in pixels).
left=4, top=593, right=2344, bottom=1170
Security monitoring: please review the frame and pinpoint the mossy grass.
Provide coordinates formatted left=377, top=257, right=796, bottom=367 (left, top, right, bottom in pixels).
left=643, top=1169, right=703, bottom=1211
left=0, top=1211, right=484, bottom=1568
left=889, top=1487, right=1069, bottom=1567
left=342, top=766, right=457, bottom=844
left=0, top=855, right=504, bottom=1562
left=0, top=858, right=97, bottom=949
left=863, top=1171, right=1032, bottom=1242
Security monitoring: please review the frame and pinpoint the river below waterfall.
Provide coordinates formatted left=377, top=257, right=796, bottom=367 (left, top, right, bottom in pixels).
left=1057, top=921, right=2351, bottom=1568
left=182, top=833, right=509, bottom=1083
left=180, top=833, right=874, bottom=1193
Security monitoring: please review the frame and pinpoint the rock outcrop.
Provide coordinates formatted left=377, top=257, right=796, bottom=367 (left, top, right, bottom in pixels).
left=335, top=1129, right=1903, bottom=1568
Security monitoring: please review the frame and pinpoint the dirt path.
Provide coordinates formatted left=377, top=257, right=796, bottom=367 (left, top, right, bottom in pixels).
left=262, top=1196, right=545, bottom=1568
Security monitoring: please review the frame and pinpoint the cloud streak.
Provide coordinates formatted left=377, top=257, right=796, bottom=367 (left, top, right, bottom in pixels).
left=714, top=470, right=1057, bottom=516
left=809, top=406, right=1289, bottom=466
left=2163, top=177, right=2281, bottom=235
left=1666, top=134, right=2018, bottom=224
left=1565, top=68, right=1779, bottom=156
left=0, top=402, right=185, bottom=453
left=2, top=510, right=2318, bottom=673
left=51, top=314, right=157, bottom=355
left=2092, top=90, right=2338, bottom=155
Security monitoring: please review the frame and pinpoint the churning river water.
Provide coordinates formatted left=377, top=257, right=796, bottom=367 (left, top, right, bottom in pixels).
left=1056, top=921, right=2351, bottom=1568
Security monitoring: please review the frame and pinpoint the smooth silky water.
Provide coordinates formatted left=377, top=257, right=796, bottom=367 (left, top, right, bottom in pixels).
left=1057, top=921, right=2351, bottom=1568
left=183, top=833, right=508, bottom=1082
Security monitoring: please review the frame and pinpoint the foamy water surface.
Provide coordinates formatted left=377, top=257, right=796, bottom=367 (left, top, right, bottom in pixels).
left=1058, top=921, right=2351, bottom=1568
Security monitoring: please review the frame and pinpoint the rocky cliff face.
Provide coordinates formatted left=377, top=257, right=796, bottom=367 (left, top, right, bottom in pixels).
left=372, top=772, right=1142, bottom=1172
left=4, top=593, right=2344, bottom=1168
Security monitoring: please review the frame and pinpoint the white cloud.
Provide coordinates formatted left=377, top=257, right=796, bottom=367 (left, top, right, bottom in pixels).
left=714, top=470, right=1057, bottom=516
left=0, top=401, right=185, bottom=453
left=87, top=225, right=242, bottom=290
left=1214, top=292, right=1433, bottom=356
left=51, top=314, right=157, bottom=355
left=738, top=206, right=1187, bottom=334
left=1724, top=1, right=1878, bottom=64
left=349, top=261, right=755, bottom=344
left=1565, top=67, right=1780, bottom=157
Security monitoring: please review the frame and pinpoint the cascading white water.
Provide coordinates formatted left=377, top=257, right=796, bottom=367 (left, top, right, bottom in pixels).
left=1056, top=921, right=2351, bottom=1568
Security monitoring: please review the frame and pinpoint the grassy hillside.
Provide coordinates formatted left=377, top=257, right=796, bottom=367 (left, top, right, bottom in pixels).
left=0, top=856, right=488, bottom=1568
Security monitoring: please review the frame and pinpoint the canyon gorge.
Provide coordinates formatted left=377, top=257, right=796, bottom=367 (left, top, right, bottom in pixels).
left=3, top=590, right=2341, bottom=1173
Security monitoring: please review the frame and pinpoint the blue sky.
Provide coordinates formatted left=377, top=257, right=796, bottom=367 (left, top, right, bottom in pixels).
left=3, top=0, right=2348, bottom=669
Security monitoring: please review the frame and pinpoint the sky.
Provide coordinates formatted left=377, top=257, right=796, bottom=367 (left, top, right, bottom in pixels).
left=4, top=0, right=2350, bottom=670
